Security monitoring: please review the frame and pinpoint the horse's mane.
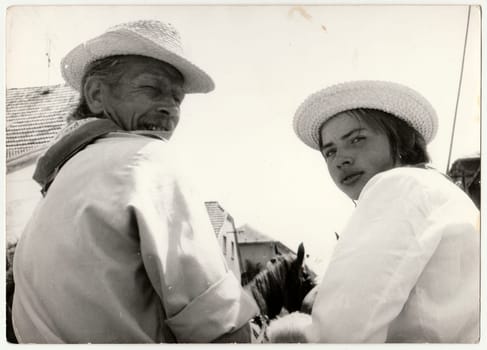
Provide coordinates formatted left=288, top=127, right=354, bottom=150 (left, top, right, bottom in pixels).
left=247, top=254, right=295, bottom=319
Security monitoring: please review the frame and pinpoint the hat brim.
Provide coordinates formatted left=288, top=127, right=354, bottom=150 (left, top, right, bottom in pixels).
left=61, top=30, right=214, bottom=94
left=293, top=80, right=438, bottom=150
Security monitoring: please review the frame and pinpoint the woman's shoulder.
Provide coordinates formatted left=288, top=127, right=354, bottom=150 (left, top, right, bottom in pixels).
left=360, top=165, right=468, bottom=206
left=373, top=165, right=447, bottom=185
left=360, top=166, right=452, bottom=199
left=365, top=166, right=426, bottom=188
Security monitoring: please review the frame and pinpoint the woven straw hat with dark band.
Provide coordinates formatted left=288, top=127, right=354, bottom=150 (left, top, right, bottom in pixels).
left=293, top=80, right=438, bottom=150
left=61, top=19, right=214, bottom=94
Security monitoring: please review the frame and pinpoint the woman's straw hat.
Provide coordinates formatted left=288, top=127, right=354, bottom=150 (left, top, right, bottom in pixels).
left=293, top=80, right=438, bottom=150
left=61, top=19, right=214, bottom=93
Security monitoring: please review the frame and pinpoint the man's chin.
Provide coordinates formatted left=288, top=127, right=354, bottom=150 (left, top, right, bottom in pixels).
left=131, top=129, right=174, bottom=141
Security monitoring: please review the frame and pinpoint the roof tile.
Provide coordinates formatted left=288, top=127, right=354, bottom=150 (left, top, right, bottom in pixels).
left=204, top=201, right=226, bottom=235
left=6, top=84, right=79, bottom=161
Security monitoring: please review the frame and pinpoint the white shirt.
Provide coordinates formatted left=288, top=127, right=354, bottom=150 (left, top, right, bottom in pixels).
left=306, top=167, right=480, bottom=343
left=13, top=132, right=258, bottom=343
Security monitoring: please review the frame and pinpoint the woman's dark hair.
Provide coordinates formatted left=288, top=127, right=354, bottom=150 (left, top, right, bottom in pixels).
left=68, top=55, right=134, bottom=121
left=320, top=108, right=430, bottom=165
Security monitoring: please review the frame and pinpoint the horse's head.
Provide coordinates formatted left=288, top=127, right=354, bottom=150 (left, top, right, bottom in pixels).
left=280, top=243, right=317, bottom=314
left=248, top=243, right=317, bottom=320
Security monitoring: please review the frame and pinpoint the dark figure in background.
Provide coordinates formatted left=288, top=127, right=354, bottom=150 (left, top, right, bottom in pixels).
left=6, top=242, right=17, bottom=343
left=448, top=156, right=480, bottom=209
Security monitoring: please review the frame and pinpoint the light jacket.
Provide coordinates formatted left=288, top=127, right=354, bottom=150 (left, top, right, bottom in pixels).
left=13, top=126, right=258, bottom=343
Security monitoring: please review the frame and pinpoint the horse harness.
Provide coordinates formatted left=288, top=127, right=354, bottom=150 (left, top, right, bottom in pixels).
left=250, top=314, right=270, bottom=343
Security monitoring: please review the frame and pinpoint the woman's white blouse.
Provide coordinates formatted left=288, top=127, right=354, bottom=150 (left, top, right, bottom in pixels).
left=306, top=167, right=480, bottom=343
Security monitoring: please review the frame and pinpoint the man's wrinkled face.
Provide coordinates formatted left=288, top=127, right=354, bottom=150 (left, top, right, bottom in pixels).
left=319, top=112, right=397, bottom=200
left=101, top=56, right=185, bottom=139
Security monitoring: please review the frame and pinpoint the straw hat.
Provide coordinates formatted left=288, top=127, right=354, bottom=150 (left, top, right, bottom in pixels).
left=293, top=80, right=438, bottom=150
left=61, top=19, right=214, bottom=93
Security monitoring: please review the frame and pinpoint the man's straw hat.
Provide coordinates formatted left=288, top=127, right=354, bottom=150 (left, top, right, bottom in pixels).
left=61, top=19, right=214, bottom=94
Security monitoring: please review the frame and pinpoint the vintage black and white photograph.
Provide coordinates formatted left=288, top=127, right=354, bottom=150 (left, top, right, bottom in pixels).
left=3, top=1, right=481, bottom=345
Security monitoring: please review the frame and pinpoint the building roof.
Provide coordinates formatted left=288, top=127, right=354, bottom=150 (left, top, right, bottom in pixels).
left=204, top=201, right=227, bottom=235
left=236, top=224, right=275, bottom=243
left=6, top=84, right=78, bottom=161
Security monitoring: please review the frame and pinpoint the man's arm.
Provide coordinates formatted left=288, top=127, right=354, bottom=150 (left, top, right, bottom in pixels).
left=132, top=148, right=258, bottom=342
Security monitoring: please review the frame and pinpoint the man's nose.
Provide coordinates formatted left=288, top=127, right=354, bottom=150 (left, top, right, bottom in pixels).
left=156, top=105, right=180, bottom=119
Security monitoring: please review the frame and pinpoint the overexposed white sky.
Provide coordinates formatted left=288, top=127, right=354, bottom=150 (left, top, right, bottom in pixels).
left=4, top=2, right=481, bottom=274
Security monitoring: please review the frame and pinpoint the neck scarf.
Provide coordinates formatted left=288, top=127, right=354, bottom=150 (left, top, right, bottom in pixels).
left=33, top=118, right=122, bottom=195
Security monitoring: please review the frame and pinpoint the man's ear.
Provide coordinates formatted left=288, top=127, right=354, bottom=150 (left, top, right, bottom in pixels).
left=83, top=76, right=105, bottom=114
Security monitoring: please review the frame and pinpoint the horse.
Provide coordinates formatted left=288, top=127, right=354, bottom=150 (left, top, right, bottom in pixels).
left=264, top=285, right=320, bottom=343
left=244, top=243, right=317, bottom=342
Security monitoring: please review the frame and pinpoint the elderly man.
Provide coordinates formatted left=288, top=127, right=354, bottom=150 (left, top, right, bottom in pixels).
left=12, top=20, right=258, bottom=343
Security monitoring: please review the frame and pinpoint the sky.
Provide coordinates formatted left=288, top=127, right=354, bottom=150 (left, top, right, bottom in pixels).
left=4, top=2, right=481, bottom=275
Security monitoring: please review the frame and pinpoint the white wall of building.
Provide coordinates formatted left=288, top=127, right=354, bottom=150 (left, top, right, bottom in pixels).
left=218, top=218, right=241, bottom=284
left=6, top=163, right=41, bottom=244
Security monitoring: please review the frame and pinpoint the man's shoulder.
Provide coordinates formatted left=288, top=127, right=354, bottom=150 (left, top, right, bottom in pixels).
left=86, top=133, right=176, bottom=174
left=72, top=133, right=182, bottom=191
left=95, top=132, right=170, bottom=157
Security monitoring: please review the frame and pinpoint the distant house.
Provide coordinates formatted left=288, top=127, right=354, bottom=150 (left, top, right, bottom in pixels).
left=237, top=224, right=294, bottom=285
left=204, top=202, right=243, bottom=283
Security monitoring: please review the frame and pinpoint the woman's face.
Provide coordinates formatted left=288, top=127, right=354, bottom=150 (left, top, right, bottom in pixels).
left=319, top=112, right=397, bottom=200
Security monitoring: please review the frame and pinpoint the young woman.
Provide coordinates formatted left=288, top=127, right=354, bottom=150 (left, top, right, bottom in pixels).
left=270, top=80, right=479, bottom=343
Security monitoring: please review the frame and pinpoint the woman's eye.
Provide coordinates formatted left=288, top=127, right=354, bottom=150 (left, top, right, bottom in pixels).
left=324, top=149, right=336, bottom=158
left=351, top=136, right=365, bottom=144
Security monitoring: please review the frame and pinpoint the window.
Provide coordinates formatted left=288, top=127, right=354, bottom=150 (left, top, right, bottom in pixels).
left=231, top=241, right=235, bottom=260
left=223, top=236, right=227, bottom=255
